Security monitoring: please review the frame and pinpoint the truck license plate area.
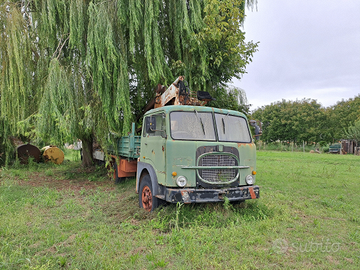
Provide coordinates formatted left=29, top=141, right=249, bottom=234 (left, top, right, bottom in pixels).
left=165, top=186, right=260, bottom=203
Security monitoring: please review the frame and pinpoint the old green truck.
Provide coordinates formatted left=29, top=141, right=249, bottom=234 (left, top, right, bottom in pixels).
left=99, top=77, right=259, bottom=211
left=107, top=105, right=259, bottom=212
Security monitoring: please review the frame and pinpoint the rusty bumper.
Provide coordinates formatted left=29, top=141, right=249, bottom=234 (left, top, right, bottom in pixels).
left=159, top=185, right=260, bottom=204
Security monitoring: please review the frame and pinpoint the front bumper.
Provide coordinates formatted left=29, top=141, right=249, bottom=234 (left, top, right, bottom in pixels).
left=159, top=185, right=260, bottom=204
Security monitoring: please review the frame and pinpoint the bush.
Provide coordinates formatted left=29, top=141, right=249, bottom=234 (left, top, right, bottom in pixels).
left=257, top=141, right=327, bottom=153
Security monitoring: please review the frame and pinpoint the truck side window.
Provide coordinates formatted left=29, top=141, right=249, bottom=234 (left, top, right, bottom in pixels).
left=143, top=113, right=166, bottom=137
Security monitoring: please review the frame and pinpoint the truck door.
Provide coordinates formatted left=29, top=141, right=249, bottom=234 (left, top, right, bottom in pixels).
left=142, top=113, right=167, bottom=184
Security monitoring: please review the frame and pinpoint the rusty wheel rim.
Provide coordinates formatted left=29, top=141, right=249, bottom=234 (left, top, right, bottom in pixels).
left=141, top=186, right=153, bottom=212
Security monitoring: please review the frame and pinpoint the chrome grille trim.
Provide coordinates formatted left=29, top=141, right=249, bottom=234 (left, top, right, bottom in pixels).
left=199, top=155, right=236, bottom=167
left=197, top=153, right=239, bottom=184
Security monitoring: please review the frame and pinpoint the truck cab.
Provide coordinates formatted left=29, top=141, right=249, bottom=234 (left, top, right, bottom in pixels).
left=136, top=105, right=259, bottom=211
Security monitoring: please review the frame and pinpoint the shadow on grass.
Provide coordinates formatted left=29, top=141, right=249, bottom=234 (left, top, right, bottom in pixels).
left=95, top=178, right=274, bottom=232
left=150, top=199, right=274, bottom=232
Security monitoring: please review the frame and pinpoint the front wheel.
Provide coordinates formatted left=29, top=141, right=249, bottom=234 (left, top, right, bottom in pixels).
left=139, top=175, right=158, bottom=212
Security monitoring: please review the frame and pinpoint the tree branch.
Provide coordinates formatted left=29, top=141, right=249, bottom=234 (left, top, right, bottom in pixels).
left=51, top=34, right=70, bottom=60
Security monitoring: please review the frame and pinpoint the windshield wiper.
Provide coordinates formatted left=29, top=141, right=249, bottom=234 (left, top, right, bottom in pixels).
left=194, top=110, right=205, bottom=135
left=222, top=112, right=229, bottom=134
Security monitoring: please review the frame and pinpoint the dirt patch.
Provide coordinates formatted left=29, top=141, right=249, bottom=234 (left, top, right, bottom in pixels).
left=326, top=255, right=339, bottom=265
left=19, top=176, right=114, bottom=192
left=15, top=168, right=116, bottom=194
left=36, top=234, right=78, bottom=256
left=130, top=246, right=147, bottom=255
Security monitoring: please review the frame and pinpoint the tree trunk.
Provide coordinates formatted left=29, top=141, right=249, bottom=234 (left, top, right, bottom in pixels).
left=81, top=136, right=94, bottom=167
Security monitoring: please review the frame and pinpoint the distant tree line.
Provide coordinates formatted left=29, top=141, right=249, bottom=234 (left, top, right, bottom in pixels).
left=251, top=96, right=360, bottom=145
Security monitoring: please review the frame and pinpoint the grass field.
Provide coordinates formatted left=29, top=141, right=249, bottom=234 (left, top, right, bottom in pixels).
left=0, top=151, right=359, bottom=269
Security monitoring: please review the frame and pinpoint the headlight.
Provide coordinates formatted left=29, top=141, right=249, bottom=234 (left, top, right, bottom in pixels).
left=245, top=175, right=255, bottom=185
left=176, top=176, right=187, bottom=187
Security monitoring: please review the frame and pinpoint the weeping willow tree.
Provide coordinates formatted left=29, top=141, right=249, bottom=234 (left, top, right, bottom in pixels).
left=0, top=2, right=39, bottom=165
left=0, top=0, right=258, bottom=167
left=344, top=120, right=360, bottom=144
left=210, top=86, right=250, bottom=115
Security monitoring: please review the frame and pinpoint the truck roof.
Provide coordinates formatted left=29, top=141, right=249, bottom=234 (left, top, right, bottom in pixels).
left=144, top=105, right=248, bottom=118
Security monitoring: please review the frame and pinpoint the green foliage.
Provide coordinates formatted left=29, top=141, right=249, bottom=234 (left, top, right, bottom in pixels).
left=252, top=95, right=360, bottom=144
left=326, top=95, right=360, bottom=140
left=256, top=141, right=326, bottom=152
left=0, top=0, right=258, bottom=166
left=343, top=120, right=360, bottom=143
left=200, top=0, right=258, bottom=85
left=209, top=85, right=250, bottom=114
left=0, top=120, right=6, bottom=166
left=252, top=99, right=329, bottom=144
left=0, top=2, right=37, bottom=164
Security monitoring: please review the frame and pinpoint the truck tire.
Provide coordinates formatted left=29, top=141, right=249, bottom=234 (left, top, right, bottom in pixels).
left=139, top=174, right=158, bottom=212
left=113, top=162, right=125, bottom=184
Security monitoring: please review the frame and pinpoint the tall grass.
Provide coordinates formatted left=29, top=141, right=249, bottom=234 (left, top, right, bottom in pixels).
left=256, top=141, right=332, bottom=153
left=0, top=151, right=359, bottom=269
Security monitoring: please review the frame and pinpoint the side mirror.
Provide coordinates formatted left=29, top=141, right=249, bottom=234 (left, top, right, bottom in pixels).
left=145, top=116, right=156, bottom=133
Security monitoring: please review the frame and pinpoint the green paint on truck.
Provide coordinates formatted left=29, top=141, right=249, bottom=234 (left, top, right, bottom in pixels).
left=134, top=105, right=259, bottom=211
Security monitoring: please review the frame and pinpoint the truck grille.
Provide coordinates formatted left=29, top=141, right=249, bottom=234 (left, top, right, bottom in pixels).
left=198, top=154, right=238, bottom=183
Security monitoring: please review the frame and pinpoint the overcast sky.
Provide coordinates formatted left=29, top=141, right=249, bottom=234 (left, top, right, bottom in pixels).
left=233, top=0, right=360, bottom=111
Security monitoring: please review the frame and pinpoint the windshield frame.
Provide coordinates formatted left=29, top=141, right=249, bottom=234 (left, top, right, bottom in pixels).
left=214, top=112, right=252, bottom=143
left=169, top=111, right=217, bottom=141
left=169, top=110, right=252, bottom=143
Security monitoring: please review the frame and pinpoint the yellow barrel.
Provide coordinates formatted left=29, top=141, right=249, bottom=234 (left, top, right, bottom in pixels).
left=42, top=146, right=64, bottom=165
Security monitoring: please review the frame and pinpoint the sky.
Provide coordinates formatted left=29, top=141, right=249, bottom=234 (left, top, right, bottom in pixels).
left=233, top=0, right=360, bottom=111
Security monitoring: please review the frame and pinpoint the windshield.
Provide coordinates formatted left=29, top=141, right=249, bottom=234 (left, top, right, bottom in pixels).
left=170, top=111, right=216, bottom=141
left=214, top=113, right=251, bottom=143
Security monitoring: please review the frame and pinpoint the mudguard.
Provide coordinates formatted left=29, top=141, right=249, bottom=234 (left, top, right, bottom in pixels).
left=136, top=162, right=159, bottom=196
